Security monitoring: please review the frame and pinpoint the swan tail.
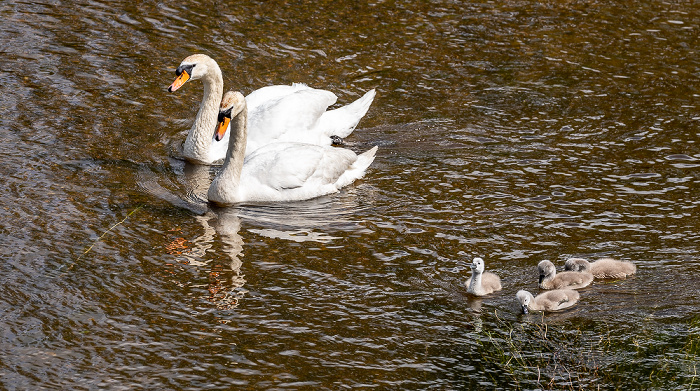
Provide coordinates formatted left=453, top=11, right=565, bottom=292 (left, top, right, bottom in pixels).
left=335, top=146, right=378, bottom=189
left=318, top=89, right=376, bottom=139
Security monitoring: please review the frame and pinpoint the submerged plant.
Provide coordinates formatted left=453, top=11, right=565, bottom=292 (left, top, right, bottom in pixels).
left=471, top=311, right=699, bottom=390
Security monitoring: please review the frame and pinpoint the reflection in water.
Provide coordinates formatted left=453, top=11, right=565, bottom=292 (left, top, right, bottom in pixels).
left=189, top=209, right=246, bottom=310
left=140, top=160, right=373, bottom=309
left=140, top=161, right=247, bottom=309
left=0, top=0, right=698, bottom=388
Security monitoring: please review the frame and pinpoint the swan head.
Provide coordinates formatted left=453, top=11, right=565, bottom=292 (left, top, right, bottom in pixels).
left=168, top=54, right=216, bottom=92
left=215, top=91, right=246, bottom=141
left=516, top=290, right=532, bottom=314
left=537, top=260, right=555, bottom=284
left=470, top=257, right=485, bottom=273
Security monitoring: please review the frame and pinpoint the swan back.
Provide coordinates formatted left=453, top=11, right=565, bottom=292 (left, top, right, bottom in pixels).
left=565, top=257, right=636, bottom=279
left=538, top=260, right=593, bottom=290
left=516, top=289, right=579, bottom=313
left=465, top=257, right=502, bottom=296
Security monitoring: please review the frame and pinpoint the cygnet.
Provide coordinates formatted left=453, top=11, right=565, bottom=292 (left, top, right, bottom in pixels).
left=538, top=260, right=593, bottom=290
left=516, top=289, right=580, bottom=314
left=564, top=257, right=636, bottom=279
left=465, top=257, right=502, bottom=296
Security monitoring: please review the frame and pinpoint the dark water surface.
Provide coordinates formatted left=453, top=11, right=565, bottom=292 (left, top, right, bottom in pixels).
left=1, top=0, right=698, bottom=389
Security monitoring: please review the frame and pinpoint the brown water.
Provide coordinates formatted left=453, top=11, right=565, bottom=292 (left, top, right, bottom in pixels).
left=0, top=0, right=698, bottom=389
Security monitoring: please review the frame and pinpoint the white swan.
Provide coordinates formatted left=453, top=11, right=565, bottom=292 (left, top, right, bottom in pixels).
left=516, top=289, right=580, bottom=313
left=207, top=91, right=377, bottom=205
left=538, top=260, right=593, bottom=290
left=465, top=257, right=502, bottom=296
left=564, top=257, right=636, bottom=279
left=168, top=54, right=376, bottom=164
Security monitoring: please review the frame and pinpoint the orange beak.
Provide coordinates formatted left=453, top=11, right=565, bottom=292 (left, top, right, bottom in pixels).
left=168, top=70, right=190, bottom=92
left=215, top=117, right=230, bottom=142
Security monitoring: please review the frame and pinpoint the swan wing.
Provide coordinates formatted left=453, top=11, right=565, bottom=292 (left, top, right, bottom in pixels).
left=316, top=89, right=376, bottom=138
left=542, top=289, right=579, bottom=311
left=245, top=88, right=338, bottom=153
left=482, top=272, right=502, bottom=292
left=239, top=143, right=361, bottom=202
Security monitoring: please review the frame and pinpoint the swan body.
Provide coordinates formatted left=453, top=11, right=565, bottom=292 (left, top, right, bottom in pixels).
left=207, top=91, right=377, bottom=205
left=465, top=257, right=502, bottom=296
left=169, top=54, right=376, bottom=164
left=538, top=260, right=593, bottom=290
left=516, top=289, right=580, bottom=314
left=564, top=257, right=636, bottom=279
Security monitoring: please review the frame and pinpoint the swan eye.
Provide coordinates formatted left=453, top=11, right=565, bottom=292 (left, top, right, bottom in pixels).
left=175, top=63, right=195, bottom=76
left=218, top=108, right=233, bottom=123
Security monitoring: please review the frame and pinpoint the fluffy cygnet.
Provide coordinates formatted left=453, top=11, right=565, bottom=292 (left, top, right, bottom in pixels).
left=516, top=289, right=580, bottom=313
left=564, top=257, right=636, bottom=279
left=538, top=260, right=593, bottom=290
left=465, top=257, right=502, bottom=296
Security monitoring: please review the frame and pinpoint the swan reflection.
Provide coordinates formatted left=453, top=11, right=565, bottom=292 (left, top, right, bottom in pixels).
left=140, top=161, right=371, bottom=309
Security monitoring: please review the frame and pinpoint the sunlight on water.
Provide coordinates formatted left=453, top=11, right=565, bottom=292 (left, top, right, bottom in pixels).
left=0, top=0, right=698, bottom=389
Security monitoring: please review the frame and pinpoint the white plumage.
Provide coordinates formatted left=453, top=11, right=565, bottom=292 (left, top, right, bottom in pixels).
left=207, top=91, right=377, bottom=205
left=168, top=54, right=376, bottom=165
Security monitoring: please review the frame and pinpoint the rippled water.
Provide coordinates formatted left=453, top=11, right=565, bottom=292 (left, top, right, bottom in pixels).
left=0, top=0, right=698, bottom=389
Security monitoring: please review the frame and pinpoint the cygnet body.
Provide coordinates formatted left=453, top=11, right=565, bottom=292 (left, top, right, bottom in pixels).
left=538, top=260, right=593, bottom=290
left=465, top=257, right=502, bottom=296
left=564, top=257, right=636, bottom=279
left=516, top=289, right=580, bottom=313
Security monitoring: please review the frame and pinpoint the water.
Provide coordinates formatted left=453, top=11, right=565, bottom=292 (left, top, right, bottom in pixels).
left=0, top=0, right=698, bottom=389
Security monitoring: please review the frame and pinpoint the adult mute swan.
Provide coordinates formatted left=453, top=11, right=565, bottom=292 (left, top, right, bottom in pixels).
left=516, top=289, right=580, bottom=314
left=537, top=260, right=593, bottom=290
left=168, top=54, right=376, bottom=165
left=207, top=91, right=377, bottom=205
left=465, top=257, right=502, bottom=296
left=564, top=257, right=636, bottom=279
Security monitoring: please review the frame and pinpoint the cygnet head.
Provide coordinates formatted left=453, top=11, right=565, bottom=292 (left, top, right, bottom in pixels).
left=516, top=290, right=533, bottom=314
left=168, top=54, right=216, bottom=92
left=537, top=260, right=556, bottom=284
left=470, top=257, right=485, bottom=273
left=215, top=91, right=246, bottom=141
left=564, top=258, right=589, bottom=272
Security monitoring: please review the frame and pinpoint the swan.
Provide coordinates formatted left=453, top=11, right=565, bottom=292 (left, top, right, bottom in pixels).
left=168, top=54, right=376, bottom=164
left=207, top=91, right=377, bottom=205
left=516, top=289, right=580, bottom=313
left=538, top=260, right=593, bottom=290
left=465, top=257, right=502, bottom=296
left=564, top=257, right=636, bottom=279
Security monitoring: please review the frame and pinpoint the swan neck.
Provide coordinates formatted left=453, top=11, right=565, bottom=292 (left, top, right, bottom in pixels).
left=217, top=106, right=248, bottom=193
left=527, top=293, right=539, bottom=310
left=183, top=63, right=223, bottom=163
